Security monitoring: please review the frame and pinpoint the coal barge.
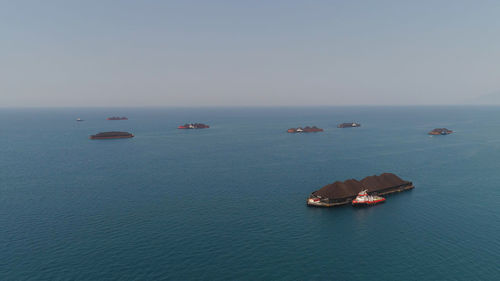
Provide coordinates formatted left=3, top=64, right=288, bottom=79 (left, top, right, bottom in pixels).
left=338, top=122, right=361, bottom=128
left=287, top=126, right=323, bottom=133
left=90, top=132, right=134, bottom=140
left=107, top=116, right=128, bottom=120
left=178, top=123, right=210, bottom=129
left=307, top=173, right=414, bottom=207
left=428, top=128, right=453, bottom=135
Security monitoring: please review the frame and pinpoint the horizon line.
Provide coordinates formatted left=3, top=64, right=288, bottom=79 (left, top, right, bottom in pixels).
left=1, top=104, right=499, bottom=109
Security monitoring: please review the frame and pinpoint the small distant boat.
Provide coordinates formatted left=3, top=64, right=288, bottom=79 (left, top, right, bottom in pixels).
left=76, top=118, right=84, bottom=122
left=352, top=190, right=385, bottom=206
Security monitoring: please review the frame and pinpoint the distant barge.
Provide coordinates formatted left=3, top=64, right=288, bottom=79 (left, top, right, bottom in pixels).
left=178, top=123, right=210, bottom=129
left=338, top=122, right=361, bottom=128
left=307, top=173, right=414, bottom=207
left=90, top=131, right=134, bottom=140
left=107, top=116, right=128, bottom=120
left=287, top=126, right=323, bottom=133
left=428, top=128, right=453, bottom=135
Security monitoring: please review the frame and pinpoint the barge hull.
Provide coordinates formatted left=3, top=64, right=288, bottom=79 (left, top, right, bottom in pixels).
left=90, top=135, right=134, bottom=140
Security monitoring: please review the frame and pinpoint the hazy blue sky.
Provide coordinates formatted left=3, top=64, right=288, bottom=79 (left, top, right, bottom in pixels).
left=1, top=0, right=500, bottom=107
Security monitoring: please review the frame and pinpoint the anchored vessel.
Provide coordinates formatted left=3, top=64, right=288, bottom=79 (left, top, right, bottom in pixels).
left=107, top=116, right=128, bottom=120
left=307, top=173, right=414, bottom=207
left=351, top=190, right=385, bottom=206
left=90, top=131, right=134, bottom=140
left=287, top=126, right=323, bottom=133
left=338, top=122, right=361, bottom=128
left=428, top=128, right=453, bottom=135
left=178, top=123, right=210, bottom=129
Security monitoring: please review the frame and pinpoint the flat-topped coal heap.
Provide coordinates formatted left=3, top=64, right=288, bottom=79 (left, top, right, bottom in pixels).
left=308, top=173, right=414, bottom=207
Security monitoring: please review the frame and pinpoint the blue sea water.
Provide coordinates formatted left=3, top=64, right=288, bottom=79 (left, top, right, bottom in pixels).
left=1, top=106, right=499, bottom=280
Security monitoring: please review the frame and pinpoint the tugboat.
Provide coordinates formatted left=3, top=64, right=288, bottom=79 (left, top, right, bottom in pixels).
left=351, top=190, right=385, bottom=206
left=178, top=123, right=210, bottom=129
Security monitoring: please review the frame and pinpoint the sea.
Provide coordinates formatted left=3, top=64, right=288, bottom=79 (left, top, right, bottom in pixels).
left=1, top=106, right=499, bottom=281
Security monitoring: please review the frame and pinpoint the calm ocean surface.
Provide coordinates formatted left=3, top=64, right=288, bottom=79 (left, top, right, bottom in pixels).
left=1, top=106, right=499, bottom=280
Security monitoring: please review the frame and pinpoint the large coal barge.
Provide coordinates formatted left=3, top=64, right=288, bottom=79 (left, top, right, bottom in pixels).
left=307, top=173, right=414, bottom=207
left=90, top=131, right=134, bottom=140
